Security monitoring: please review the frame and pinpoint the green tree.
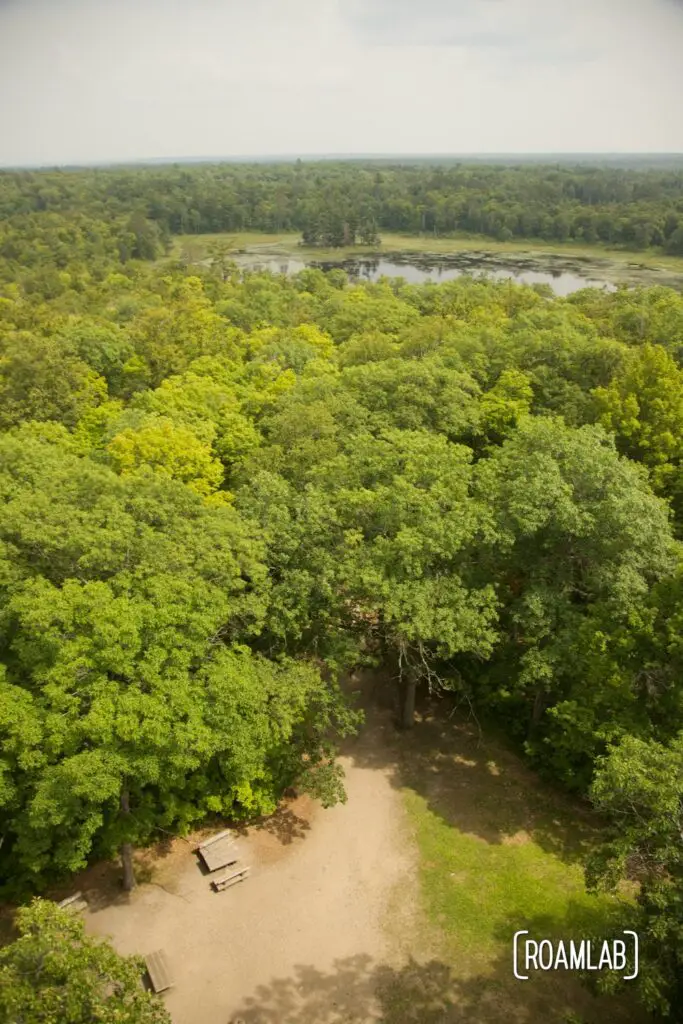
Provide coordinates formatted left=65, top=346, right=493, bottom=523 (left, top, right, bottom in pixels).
left=588, top=733, right=683, bottom=1019
left=131, top=368, right=262, bottom=474
left=130, top=276, right=240, bottom=386
left=241, top=428, right=499, bottom=726
left=490, top=306, right=627, bottom=426
left=592, top=342, right=683, bottom=500
left=475, top=368, right=533, bottom=445
left=332, top=430, right=499, bottom=726
left=339, top=357, right=481, bottom=440
left=0, top=431, right=258, bottom=890
left=206, top=237, right=238, bottom=281
left=106, top=414, right=226, bottom=498
left=0, top=898, right=171, bottom=1024
left=56, top=321, right=135, bottom=396
left=0, top=332, right=107, bottom=430
left=0, top=430, right=356, bottom=893
left=473, top=417, right=676, bottom=772
left=125, top=211, right=164, bottom=261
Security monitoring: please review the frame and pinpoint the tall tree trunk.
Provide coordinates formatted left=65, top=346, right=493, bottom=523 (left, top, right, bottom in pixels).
left=527, top=688, right=546, bottom=743
left=401, top=677, right=417, bottom=730
left=121, top=843, right=135, bottom=892
left=120, top=789, right=136, bottom=892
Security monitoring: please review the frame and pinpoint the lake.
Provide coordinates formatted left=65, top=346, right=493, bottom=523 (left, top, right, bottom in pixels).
left=236, top=253, right=617, bottom=296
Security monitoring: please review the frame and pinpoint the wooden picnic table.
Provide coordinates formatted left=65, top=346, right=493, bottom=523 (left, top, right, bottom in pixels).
left=145, top=950, right=173, bottom=993
left=197, top=829, right=239, bottom=873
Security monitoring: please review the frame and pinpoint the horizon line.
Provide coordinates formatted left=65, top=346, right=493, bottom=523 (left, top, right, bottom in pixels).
left=2, top=151, right=683, bottom=172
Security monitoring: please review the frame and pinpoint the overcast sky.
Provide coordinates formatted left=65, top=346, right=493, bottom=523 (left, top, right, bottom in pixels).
left=0, top=0, right=682, bottom=166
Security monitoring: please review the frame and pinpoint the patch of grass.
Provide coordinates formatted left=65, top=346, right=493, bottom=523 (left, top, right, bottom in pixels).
left=403, top=789, right=626, bottom=970
left=382, top=708, right=642, bottom=1021
left=345, top=669, right=646, bottom=1023
left=378, top=233, right=683, bottom=272
left=169, top=231, right=378, bottom=264
left=169, top=231, right=301, bottom=258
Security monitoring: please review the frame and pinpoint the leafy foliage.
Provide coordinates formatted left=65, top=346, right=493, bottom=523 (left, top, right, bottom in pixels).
left=0, top=899, right=171, bottom=1024
left=3, top=168, right=683, bottom=1015
left=588, top=735, right=683, bottom=1019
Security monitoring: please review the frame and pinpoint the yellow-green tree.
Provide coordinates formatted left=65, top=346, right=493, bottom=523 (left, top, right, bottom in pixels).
left=106, top=415, right=225, bottom=497
left=592, top=343, right=683, bottom=494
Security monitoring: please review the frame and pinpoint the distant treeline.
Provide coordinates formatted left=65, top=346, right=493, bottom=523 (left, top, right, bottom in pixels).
left=1, top=160, right=683, bottom=258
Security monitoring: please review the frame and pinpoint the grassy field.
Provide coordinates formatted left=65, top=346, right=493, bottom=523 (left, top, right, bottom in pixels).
left=406, top=787, right=626, bottom=967
left=378, top=233, right=683, bottom=272
left=169, top=230, right=683, bottom=275
left=354, top=678, right=642, bottom=1023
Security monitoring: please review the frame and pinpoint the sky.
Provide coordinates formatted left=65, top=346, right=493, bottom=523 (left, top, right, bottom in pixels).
left=0, top=0, right=682, bottom=166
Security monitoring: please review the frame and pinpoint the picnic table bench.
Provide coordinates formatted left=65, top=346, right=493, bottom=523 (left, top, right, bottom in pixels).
left=58, top=891, right=88, bottom=913
left=211, top=866, right=251, bottom=892
left=197, top=829, right=239, bottom=873
left=145, top=950, right=173, bottom=993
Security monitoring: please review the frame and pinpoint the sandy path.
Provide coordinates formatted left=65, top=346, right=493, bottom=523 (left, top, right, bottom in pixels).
left=85, top=748, right=414, bottom=1024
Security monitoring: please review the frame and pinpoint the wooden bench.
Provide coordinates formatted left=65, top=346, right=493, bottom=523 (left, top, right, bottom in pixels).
left=58, top=892, right=88, bottom=914
left=211, top=866, right=250, bottom=892
left=145, top=950, right=173, bottom=993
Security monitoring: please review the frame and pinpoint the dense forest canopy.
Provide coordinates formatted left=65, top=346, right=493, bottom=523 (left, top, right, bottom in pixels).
left=3, top=160, right=683, bottom=1017
left=2, top=160, right=683, bottom=263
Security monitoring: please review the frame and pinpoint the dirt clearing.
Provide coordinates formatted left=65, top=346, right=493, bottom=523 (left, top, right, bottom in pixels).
left=83, top=736, right=419, bottom=1024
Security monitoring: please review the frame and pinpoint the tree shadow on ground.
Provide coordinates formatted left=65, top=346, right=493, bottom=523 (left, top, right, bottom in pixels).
left=199, top=792, right=312, bottom=849
left=50, top=794, right=311, bottom=916
left=342, top=670, right=605, bottom=869
left=492, top=897, right=633, bottom=952
left=46, top=832, right=190, bottom=913
left=47, top=861, right=135, bottom=914
left=490, top=901, right=645, bottom=1024
left=251, top=804, right=312, bottom=845
left=231, top=945, right=640, bottom=1024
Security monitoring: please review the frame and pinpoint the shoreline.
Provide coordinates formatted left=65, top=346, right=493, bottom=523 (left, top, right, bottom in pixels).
left=170, top=232, right=683, bottom=291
